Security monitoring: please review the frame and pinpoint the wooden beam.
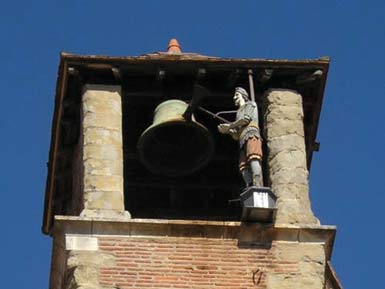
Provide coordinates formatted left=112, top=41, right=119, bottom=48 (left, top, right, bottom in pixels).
left=111, top=67, right=121, bottom=81
left=257, top=69, right=273, bottom=83
left=226, top=69, right=241, bottom=87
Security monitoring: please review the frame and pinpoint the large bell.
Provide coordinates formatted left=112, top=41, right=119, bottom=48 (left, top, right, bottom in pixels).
left=137, top=99, right=214, bottom=177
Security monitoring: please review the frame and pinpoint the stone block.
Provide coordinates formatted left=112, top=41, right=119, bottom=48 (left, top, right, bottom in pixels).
left=83, top=95, right=121, bottom=116
left=268, top=242, right=326, bottom=289
left=270, top=168, right=308, bottom=185
left=205, top=224, right=226, bottom=239
left=265, top=119, right=305, bottom=138
left=238, top=223, right=263, bottom=244
left=267, top=135, right=306, bottom=156
left=265, top=105, right=304, bottom=121
left=83, top=112, right=121, bottom=131
left=274, top=241, right=325, bottom=263
left=267, top=273, right=324, bottom=289
left=66, top=265, right=99, bottom=288
left=274, top=242, right=302, bottom=262
left=84, top=158, right=123, bottom=177
left=272, top=227, right=299, bottom=242
left=83, top=191, right=124, bottom=211
left=65, top=236, right=98, bottom=251
left=265, top=88, right=302, bottom=105
left=130, top=222, right=169, bottom=237
left=83, top=144, right=123, bottom=161
left=80, top=208, right=130, bottom=219
left=65, top=250, right=116, bottom=289
left=67, top=251, right=116, bottom=267
left=299, top=229, right=331, bottom=243
left=223, top=225, right=240, bottom=239
left=83, top=128, right=122, bottom=146
left=91, top=220, right=131, bottom=235
left=272, top=184, right=308, bottom=198
left=84, top=175, right=123, bottom=193
left=274, top=201, right=318, bottom=225
left=269, top=151, right=307, bottom=172
left=298, top=243, right=325, bottom=263
left=57, top=219, right=92, bottom=235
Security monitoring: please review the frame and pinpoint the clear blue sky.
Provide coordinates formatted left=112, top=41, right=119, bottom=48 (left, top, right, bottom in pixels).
left=1, top=1, right=384, bottom=288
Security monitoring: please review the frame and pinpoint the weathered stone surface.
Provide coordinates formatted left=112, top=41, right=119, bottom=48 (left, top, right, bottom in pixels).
left=270, top=168, right=308, bottom=185
left=67, top=251, right=116, bottom=267
left=66, top=265, right=98, bottom=288
left=264, top=89, right=319, bottom=225
left=83, top=95, right=122, bottom=116
left=84, top=175, right=123, bottom=193
left=265, top=119, right=305, bottom=138
left=269, top=151, right=307, bottom=171
left=80, top=208, right=130, bottom=219
left=264, top=105, right=303, bottom=120
left=267, top=135, right=306, bottom=159
left=83, top=191, right=124, bottom=211
left=268, top=241, right=326, bottom=289
left=65, top=250, right=116, bottom=289
left=83, top=144, right=123, bottom=161
left=272, top=184, right=310, bottom=201
left=83, top=128, right=122, bottom=146
left=65, top=236, right=98, bottom=251
left=80, top=84, right=128, bottom=217
left=83, top=112, right=121, bottom=131
left=274, top=242, right=324, bottom=262
left=84, top=158, right=123, bottom=177
left=268, top=273, right=324, bottom=289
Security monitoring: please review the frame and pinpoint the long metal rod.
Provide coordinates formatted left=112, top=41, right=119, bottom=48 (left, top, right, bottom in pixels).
left=197, top=106, right=230, bottom=124
left=216, top=110, right=237, bottom=116
left=248, top=69, right=255, bottom=102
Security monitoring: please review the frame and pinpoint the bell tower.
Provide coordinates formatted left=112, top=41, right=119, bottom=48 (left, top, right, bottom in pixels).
left=43, top=40, right=342, bottom=289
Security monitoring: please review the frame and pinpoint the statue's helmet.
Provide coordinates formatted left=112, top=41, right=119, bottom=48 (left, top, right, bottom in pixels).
left=235, top=87, right=249, bottom=100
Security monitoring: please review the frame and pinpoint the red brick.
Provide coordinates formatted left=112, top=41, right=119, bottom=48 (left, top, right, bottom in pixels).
left=96, top=236, right=297, bottom=288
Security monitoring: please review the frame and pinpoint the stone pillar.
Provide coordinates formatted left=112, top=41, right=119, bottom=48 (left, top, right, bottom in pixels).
left=264, top=89, right=319, bottom=225
left=80, top=84, right=129, bottom=219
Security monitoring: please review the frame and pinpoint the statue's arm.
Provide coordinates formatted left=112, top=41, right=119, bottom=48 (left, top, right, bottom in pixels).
left=229, top=129, right=239, bottom=140
left=218, top=119, right=248, bottom=134
left=228, top=118, right=249, bottom=129
left=218, top=112, right=250, bottom=135
left=218, top=103, right=257, bottom=135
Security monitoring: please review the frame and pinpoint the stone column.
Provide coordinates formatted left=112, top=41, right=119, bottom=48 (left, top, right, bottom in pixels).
left=264, top=89, right=319, bottom=225
left=80, top=84, right=129, bottom=219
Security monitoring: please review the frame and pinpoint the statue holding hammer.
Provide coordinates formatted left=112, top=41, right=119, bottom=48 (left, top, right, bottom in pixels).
left=218, top=87, right=263, bottom=188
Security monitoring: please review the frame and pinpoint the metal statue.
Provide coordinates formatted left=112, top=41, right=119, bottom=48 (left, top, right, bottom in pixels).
left=218, top=87, right=263, bottom=188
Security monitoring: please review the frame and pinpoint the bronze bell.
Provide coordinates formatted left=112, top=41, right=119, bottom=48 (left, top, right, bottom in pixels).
left=137, top=99, right=214, bottom=177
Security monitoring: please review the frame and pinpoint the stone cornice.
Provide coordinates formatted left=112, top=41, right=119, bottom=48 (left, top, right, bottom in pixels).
left=54, top=216, right=336, bottom=260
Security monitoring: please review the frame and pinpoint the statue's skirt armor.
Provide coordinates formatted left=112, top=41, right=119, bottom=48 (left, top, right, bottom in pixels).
left=137, top=99, right=214, bottom=177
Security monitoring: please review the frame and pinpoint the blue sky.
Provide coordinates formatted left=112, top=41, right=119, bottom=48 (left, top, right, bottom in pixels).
left=1, top=1, right=384, bottom=288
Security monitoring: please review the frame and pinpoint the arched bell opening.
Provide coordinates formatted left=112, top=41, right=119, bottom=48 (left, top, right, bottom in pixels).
left=122, top=69, right=250, bottom=221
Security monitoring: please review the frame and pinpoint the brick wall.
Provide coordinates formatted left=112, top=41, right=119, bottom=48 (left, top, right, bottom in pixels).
left=98, top=236, right=298, bottom=289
